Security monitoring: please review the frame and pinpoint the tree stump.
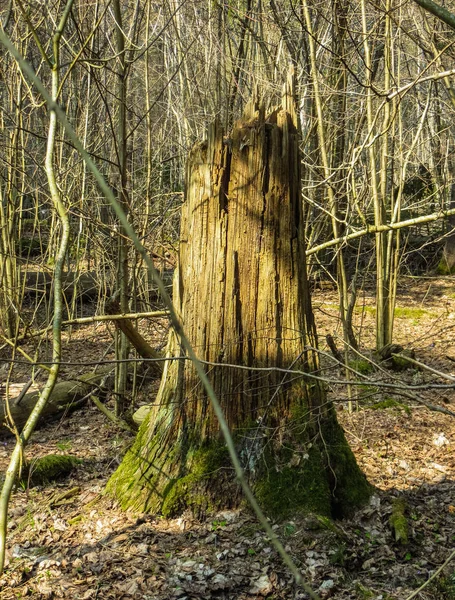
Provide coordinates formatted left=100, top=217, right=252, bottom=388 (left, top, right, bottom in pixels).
left=107, top=86, right=370, bottom=518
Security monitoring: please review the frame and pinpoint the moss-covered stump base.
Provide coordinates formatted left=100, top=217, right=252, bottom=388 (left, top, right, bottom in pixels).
left=107, top=432, right=241, bottom=518
left=107, top=413, right=371, bottom=520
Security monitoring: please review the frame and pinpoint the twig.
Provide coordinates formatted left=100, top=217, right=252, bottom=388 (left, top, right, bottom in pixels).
left=394, top=390, right=455, bottom=418
left=391, top=353, right=455, bottom=381
left=49, top=486, right=80, bottom=507
left=90, top=394, right=135, bottom=433
left=404, top=546, right=455, bottom=600
left=13, top=369, right=43, bottom=406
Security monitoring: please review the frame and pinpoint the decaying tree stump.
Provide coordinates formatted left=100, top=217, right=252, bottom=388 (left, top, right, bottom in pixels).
left=108, top=83, right=370, bottom=518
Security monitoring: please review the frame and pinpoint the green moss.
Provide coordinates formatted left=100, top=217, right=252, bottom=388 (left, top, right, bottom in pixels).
left=354, top=305, right=376, bottom=316
left=349, top=359, right=375, bottom=375
left=24, top=454, right=81, bottom=486
left=106, top=410, right=158, bottom=511
left=161, top=443, right=231, bottom=518
left=394, top=307, right=429, bottom=320
left=433, top=571, right=455, bottom=599
left=372, top=398, right=411, bottom=415
left=311, top=514, right=347, bottom=537
left=253, top=412, right=372, bottom=519
left=329, top=543, right=346, bottom=566
left=354, top=304, right=431, bottom=322
left=355, top=582, right=376, bottom=599
left=391, top=349, right=416, bottom=371
left=108, top=385, right=370, bottom=520
left=389, top=497, right=409, bottom=545
left=254, top=445, right=332, bottom=517
left=436, top=259, right=455, bottom=275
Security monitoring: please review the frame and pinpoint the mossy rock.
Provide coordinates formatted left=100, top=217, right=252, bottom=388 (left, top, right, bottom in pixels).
left=23, top=454, right=82, bottom=486
left=376, top=343, right=403, bottom=362
left=391, top=349, right=416, bottom=371
left=376, top=345, right=415, bottom=371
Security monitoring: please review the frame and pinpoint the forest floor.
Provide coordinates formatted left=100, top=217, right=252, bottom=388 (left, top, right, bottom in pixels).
left=1, top=276, right=455, bottom=599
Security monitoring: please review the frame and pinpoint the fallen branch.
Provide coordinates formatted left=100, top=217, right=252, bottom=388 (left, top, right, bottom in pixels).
left=1, top=369, right=114, bottom=433
left=394, top=389, right=455, bottom=418
left=106, top=299, right=163, bottom=376
left=393, top=353, right=455, bottom=381
left=90, top=394, right=135, bottom=433
left=15, top=309, right=169, bottom=342
left=325, top=334, right=344, bottom=365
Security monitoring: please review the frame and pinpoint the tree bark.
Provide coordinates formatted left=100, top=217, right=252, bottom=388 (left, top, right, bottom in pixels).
left=107, top=93, right=370, bottom=519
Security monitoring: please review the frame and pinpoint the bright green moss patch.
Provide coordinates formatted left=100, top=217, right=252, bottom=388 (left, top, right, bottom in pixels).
left=353, top=305, right=431, bottom=322
left=354, top=305, right=376, bottom=316
left=161, top=443, right=233, bottom=518
left=24, top=454, right=81, bottom=486
left=254, top=445, right=331, bottom=518
left=372, top=398, right=411, bottom=415
left=106, top=408, right=159, bottom=512
left=394, top=306, right=429, bottom=321
left=349, top=359, right=375, bottom=375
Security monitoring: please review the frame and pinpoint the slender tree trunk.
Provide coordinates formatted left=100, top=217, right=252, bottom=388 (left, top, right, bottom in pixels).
left=107, top=90, right=370, bottom=519
left=443, top=183, right=455, bottom=271
left=0, top=0, right=74, bottom=573
left=112, top=0, right=130, bottom=414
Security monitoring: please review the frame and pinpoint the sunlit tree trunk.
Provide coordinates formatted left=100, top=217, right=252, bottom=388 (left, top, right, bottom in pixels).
left=112, top=0, right=130, bottom=413
left=107, top=88, right=370, bottom=518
